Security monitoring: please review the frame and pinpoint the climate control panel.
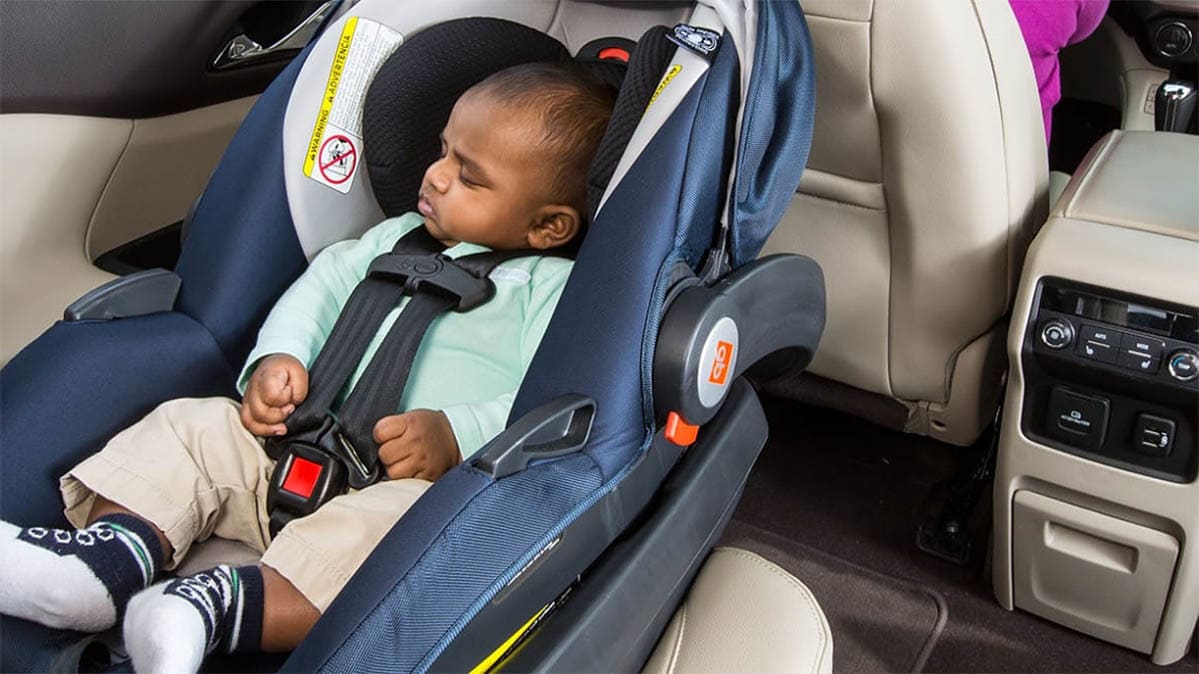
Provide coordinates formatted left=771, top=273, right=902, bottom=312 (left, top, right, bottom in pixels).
left=1022, top=279, right=1198, bottom=482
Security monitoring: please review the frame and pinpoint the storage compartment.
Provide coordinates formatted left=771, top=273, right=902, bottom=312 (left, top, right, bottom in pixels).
left=1012, top=490, right=1179, bottom=653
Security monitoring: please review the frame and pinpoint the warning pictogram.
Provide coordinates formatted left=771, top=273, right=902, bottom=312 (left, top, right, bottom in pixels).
left=318, top=135, right=357, bottom=185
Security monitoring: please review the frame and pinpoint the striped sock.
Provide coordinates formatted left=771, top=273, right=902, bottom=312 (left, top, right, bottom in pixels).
left=125, top=565, right=264, bottom=674
left=0, top=515, right=164, bottom=632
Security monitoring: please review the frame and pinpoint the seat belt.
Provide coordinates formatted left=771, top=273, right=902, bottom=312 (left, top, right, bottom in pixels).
left=263, top=226, right=538, bottom=534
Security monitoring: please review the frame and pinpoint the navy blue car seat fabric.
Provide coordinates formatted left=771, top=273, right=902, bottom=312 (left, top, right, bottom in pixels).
left=729, top=0, right=815, bottom=268
left=0, top=45, right=314, bottom=529
left=174, top=49, right=311, bottom=368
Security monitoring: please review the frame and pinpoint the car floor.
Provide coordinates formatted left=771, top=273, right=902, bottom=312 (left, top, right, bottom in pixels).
left=722, top=393, right=1199, bottom=674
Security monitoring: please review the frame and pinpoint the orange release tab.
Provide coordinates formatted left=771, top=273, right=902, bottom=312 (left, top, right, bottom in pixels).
left=665, top=411, right=699, bottom=446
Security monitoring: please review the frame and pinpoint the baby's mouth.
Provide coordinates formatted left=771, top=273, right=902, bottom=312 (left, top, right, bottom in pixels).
left=417, top=192, right=435, bottom=220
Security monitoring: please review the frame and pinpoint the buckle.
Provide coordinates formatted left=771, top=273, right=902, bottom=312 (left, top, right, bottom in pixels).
left=367, top=253, right=494, bottom=310
left=264, top=413, right=382, bottom=535
left=266, top=445, right=347, bottom=536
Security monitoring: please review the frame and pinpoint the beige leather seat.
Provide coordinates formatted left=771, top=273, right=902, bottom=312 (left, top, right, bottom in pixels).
left=760, top=0, right=1050, bottom=445
left=644, top=547, right=833, bottom=674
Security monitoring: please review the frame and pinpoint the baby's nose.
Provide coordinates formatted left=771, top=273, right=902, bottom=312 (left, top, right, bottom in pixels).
left=425, top=162, right=451, bottom=192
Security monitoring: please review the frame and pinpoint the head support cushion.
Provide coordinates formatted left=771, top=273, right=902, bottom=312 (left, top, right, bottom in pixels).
left=362, top=18, right=571, bottom=218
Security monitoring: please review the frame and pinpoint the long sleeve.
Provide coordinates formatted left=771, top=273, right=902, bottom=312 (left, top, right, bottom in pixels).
left=236, top=214, right=425, bottom=393
left=439, top=258, right=573, bottom=459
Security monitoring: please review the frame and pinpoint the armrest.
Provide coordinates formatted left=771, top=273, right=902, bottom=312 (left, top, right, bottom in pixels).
left=653, top=254, right=825, bottom=427
left=1053, top=130, right=1199, bottom=241
left=64, top=268, right=181, bottom=321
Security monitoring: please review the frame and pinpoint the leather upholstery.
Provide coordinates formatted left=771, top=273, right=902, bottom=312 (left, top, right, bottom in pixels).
left=1053, top=130, right=1199, bottom=242
left=643, top=547, right=833, bottom=674
left=761, top=0, right=1048, bottom=445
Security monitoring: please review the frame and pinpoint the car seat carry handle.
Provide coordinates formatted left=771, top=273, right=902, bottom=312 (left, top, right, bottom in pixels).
left=654, top=254, right=825, bottom=428
left=473, top=394, right=596, bottom=478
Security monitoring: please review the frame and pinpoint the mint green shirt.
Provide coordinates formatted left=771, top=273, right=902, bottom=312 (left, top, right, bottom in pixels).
left=237, top=213, right=573, bottom=459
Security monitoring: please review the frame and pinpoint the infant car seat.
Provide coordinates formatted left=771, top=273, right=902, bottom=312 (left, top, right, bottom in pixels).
left=0, top=0, right=823, bottom=671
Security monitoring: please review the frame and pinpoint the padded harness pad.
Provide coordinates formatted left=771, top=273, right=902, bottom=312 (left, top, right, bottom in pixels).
left=363, top=18, right=570, bottom=218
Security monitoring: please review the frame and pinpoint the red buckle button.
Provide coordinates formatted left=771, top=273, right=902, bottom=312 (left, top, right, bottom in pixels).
left=281, top=456, right=323, bottom=499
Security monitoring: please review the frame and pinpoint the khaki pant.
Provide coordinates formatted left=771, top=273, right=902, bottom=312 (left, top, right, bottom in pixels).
left=59, top=397, right=430, bottom=612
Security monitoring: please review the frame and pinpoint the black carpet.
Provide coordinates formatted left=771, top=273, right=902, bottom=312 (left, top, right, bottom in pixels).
left=723, top=520, right=947, bottom=673
left=725, top=394, right=1198, bottom=674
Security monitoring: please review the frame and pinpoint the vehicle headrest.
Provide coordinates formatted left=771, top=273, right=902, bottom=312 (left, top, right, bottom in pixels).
left=362, top=18, right=571, bottom=219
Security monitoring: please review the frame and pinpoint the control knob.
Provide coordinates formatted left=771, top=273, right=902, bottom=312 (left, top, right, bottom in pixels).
left=1167, top=349, right=1198, bottom=382
left=1039, top=319, right=1074, bottom=350
left=1155, top=21, right=1193, bottom=58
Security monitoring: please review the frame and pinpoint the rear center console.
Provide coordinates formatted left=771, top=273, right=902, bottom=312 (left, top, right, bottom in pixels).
left=994, top=130, right=1199, bottom=665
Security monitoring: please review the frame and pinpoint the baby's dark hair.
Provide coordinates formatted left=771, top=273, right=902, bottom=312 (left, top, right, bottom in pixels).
left=469, top=61, right=617, bottom=222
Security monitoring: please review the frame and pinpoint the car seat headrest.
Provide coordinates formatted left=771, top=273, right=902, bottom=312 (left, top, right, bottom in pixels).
left=585, top=25, right=672, bottom=220
left=362, top=18, right=571, bottom=219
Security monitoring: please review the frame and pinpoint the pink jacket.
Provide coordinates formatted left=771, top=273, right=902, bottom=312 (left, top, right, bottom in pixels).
left=1009, top=0, right=1110, bottom=142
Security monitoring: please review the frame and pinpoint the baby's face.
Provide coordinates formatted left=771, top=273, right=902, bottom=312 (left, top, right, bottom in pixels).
left=418, top=92, right=559, bottom=250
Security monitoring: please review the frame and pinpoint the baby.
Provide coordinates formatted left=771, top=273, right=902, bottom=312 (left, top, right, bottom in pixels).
left=0, top=61, right=615, bottom=673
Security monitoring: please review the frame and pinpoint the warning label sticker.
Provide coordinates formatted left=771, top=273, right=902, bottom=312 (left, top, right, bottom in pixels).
left=318, top=133, right=357, bottom=185
left=304, top=16, right=403, bottom=194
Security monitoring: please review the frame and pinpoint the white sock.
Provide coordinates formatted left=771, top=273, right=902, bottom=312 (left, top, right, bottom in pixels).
left=124, top=565, right=264, bottom=674
left=0, top=516, right=163, bottom=632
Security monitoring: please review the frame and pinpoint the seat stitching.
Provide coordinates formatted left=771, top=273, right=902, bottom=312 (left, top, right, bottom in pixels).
left=795, top=190, right=886, bottom=213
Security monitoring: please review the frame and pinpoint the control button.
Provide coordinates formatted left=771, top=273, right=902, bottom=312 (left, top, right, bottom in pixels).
left=1117, top=333, right=1164, bottom=374
left=1167, top=349, right=1199, bottom=382
left=1133, top=413, right=1176, bottom=457
left=1040, top=319, right=1074, bottom=350
left=1076, top=324, right=1119, bottom=364
left=1155, top=22, right=1193, bottom=58
left=1046, top=386, right=1109, bottom=451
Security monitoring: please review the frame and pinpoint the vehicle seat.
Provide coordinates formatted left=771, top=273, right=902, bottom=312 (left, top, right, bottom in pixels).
left=644, top=547, right=833, bottom=674
left=758, top=0, right=1049, bottom=445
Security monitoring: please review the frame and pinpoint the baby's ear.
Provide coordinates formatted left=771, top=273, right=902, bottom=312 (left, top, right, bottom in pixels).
left=528, top=205, right=581, bottom=250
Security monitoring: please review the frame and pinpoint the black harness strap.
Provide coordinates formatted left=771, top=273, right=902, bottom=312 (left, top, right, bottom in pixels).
left=265, top=226, right=536, bottom=533
left=285, top=230, right=446, bottom=437
left=334, top=290, right=456, bottom=484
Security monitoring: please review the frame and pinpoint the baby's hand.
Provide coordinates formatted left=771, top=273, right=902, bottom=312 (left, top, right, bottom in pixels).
left=375, top=410, right=461, bottom=482
left=241, top=354, right=309, bottom=437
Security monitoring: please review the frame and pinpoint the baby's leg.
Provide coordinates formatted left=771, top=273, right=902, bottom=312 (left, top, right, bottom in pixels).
left=0, top=501, right=166, bottom=632
left=122, top=478, right=432, bottom=672
left=0, top=397, right=274, bottom=632
left=124, top=563, right=317, bottom=673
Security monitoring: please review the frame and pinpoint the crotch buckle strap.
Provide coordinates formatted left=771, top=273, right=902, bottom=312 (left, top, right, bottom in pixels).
left=367, top=253, right=495, bottom=311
